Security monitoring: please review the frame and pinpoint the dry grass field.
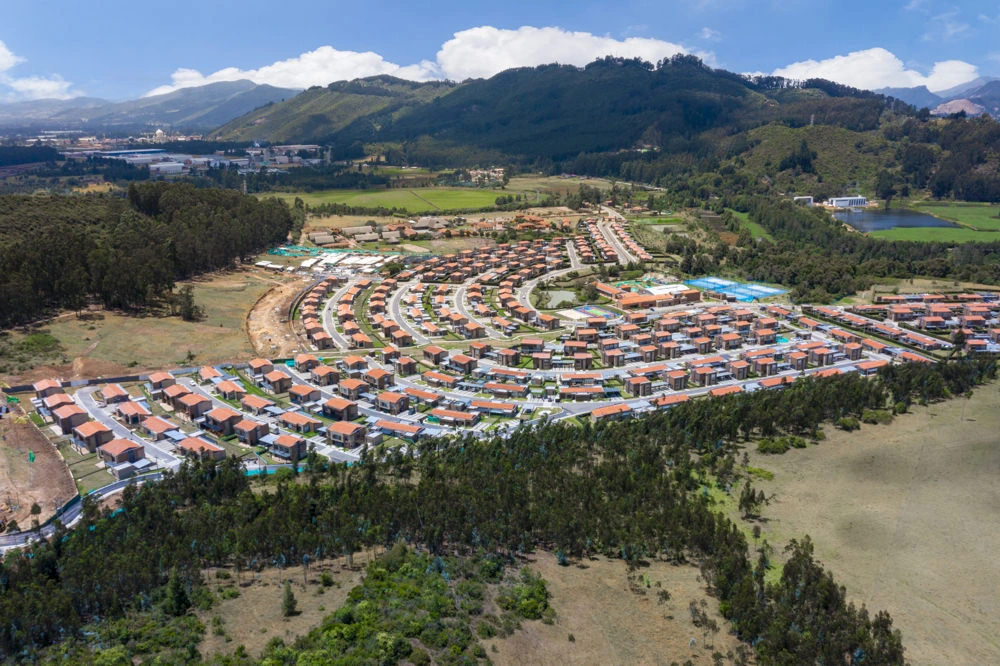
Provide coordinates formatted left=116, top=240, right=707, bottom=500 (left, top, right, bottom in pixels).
left=198, top=558, right=364, bottom=660
left=747, top=383, right=1000, bottom=665
left=491, top=553, right=746, bottom=666
left=1, top=268, right=286, bottom=385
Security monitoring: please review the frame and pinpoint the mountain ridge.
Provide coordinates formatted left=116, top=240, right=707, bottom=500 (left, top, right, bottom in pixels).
left=0, top=80, right=300, bottom=132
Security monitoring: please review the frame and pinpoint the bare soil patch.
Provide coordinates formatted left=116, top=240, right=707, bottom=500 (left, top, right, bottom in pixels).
left=748, top=383, right=1000, bottom=665
left=246, top=276, right=313, bottom=358
left=0, top=409, right=76, bottom=528
left=198, top=558, right=364, bottom=659
left=490, top=552, right=746, bottom=666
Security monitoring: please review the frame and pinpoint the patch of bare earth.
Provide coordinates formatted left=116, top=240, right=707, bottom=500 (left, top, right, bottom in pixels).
left=198, top=558, right=365, bottom=659
left=246, top=277, right=312, bottom=358
left=490, top=552, right=747, bottom=666
left=749, top=383, right=1000, bottom=665
left=0, top=409, right=76, bottom=527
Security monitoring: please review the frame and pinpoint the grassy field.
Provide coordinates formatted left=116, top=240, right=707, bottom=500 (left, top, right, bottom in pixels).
left=491, top=552, right=744, bottom=665
left=746, top=383, right=1000, bottom=665
left=198, top=558, right=365, bottom=659
left=272, top=187, right=511, bottom=212
left=913, top=201, right=1000, bottom=231
left=867, top=226, right=1000, bottom=242
left=0, top=268, right=281, bottom=384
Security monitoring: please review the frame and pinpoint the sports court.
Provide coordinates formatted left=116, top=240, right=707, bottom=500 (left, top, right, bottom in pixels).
left=575, top=305, right=617, bottom=318
left=686, top=277, right=786, bottom=302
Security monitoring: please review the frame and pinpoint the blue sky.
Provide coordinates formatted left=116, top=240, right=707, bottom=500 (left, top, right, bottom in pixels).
left=1, top=0, right=998, bottom=101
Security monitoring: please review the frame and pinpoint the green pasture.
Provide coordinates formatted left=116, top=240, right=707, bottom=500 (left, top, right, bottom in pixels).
left=272, top=187, right=512, bottom=212
left=912, top=202, right=1000, bottom=231
left=868, top=226, right=1000, bottom=242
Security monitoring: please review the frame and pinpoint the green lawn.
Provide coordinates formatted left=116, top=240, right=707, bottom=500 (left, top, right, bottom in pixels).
left=868, top=226, right=1000, bottom=242
left=912, top=202, right=1000, bottom=231
left=271, top=187, right=511, bottom=212
left=728, top=209, right=774, bottom=241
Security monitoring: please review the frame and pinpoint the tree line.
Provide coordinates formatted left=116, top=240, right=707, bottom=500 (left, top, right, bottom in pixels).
left=1, top=356, right=993, bottom=663
left=0, top=182, right=293, bottom=327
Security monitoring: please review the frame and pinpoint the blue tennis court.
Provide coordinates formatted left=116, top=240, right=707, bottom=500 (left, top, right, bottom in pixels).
left=686, top=277, right=786, bottom=302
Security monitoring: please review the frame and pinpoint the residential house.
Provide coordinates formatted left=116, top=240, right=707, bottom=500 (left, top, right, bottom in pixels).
left=376, top=391, right=410, bottom=415
left=116, top=401, right=150, bottom=426
left=263, top=371, right=292, bottom=394
left=215, top=380, right=246, bottom=401
left=364, top=368, right=394, bottom=390
left=176, top=393, right=212, bottom=419
left=74, top=421, right=113, bottom=452
left=53, top=404, right=88, bottom=434
left=234, top=418, right=269, bottom=445
left=33, top=379, right=63, bottom=400
left=327, top=421, right=367, bottom=448
left=294, top=354, right=320, bottom=372
left=248, top=358, right=273, bottom=376
left=590, top=403, right=632, bottom=423
left=203, top=406, right=242, bottom=436
left=98, top=438, right=145, bottom=466
left=141, top=416, right=177, bottom=440
left=270, top=434, right=307, bottom=461
left=280, top=410, right=322, bottom=435
left=100, top=383, right=130, bottom=404
left=339, top=378, right=368, bottom=400
left=241, top=394, right=276, bottom=415
left=624, top=376, right=652, bottom=397
left=177, top=436, right=226, bottom=461
left=322, top=397, right=359, bottom=421
left=288, top=384, right=321, bottom=405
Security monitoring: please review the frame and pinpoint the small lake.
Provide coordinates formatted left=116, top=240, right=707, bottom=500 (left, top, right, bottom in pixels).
left=834, top=208, right=959, bottom=232
left=547, top=289, right=577, bottom=308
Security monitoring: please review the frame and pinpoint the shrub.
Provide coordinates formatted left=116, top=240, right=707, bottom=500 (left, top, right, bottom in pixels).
left=756, top=438, right=789, bottom=455
left=837, top=416, right=860, bottom=431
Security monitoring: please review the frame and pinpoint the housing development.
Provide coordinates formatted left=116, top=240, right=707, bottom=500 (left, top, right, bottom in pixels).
left=18, top=207, right=996, bottom=495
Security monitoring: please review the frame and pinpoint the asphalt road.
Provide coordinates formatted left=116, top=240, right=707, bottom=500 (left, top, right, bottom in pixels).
left=598, top=208, right=637, bottom=265
left=388, top=280, right=431, bottom=346
left=76, top=387, right=181, bottom=470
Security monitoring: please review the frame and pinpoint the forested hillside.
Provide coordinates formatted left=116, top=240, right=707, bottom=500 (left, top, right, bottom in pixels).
left=209, top=56, right=1000, bottom=202
left=5, top=358, right=993, bottom=664
left=0, top=183, right=293, bottom=327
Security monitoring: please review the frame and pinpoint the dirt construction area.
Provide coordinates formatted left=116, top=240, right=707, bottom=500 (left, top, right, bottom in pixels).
left=749, top=382, right=1000, bottom=665
left=0, top=409, right=77, bottom=528
left=246, top=276, right=313, bottom=359
left=492, top=553, right=746, bottom=666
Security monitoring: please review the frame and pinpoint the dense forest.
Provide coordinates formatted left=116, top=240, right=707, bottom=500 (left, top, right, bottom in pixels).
left=1, top=356, right=994, bottom=664
left=0, top=182, right=294, bottom=327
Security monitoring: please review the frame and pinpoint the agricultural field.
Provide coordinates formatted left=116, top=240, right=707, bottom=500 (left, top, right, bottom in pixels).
left=866, top=226, right=1000, bottom=242
left=913, top=201, right=1000, bottom=231
left=727, top=209, right=774, bottom=241
left=271, top=187, right=518, bottom=212
left=0, top=268, right=283, bottom=384
left=746, top=383, right=1000, bottom=665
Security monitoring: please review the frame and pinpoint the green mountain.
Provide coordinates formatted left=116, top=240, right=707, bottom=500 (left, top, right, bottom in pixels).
left=209, top=76, right=455, bottom=143
left=211, top=56, right=897, bottom=163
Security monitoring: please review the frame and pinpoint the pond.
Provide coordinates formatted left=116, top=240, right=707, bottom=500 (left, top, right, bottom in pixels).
left=546, top=289, right=577, bottom=308
left=834, top=208, right=959, bottom=232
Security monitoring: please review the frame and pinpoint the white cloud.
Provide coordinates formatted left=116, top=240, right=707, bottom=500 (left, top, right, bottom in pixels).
left=772, top=47, right=978, bottom=93
left=147, top=25, right=688, bottom=95
left=922, top=11, right=970, bottom=42
left=434, top=26, right=686, bottom=80
left=0, top=39, right=78, bottom=100
left=144, top=46, right=441, bottom=97
left=0, top=40, right=25, bottom=72
left=698, top=27, right=722, bottom=41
